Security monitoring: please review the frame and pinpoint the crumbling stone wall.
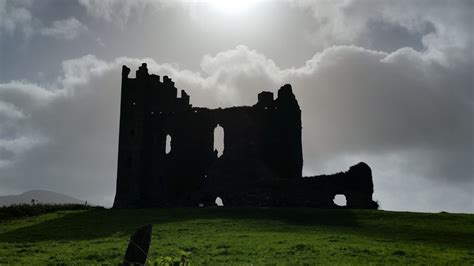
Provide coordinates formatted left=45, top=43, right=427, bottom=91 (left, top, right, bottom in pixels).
left=113, top=63, right=377, bottom=209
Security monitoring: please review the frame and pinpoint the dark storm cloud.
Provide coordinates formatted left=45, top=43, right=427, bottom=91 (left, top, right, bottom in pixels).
left=360, top=19, right=435, bottom=52
left=0, top=0, right=472, bottom=212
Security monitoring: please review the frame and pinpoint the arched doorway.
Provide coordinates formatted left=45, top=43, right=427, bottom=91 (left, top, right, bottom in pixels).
left=165, top=134, right=172, bottom=154
left=213, top=125, right=224, bottom=158
left=215, top=196, right=224, bottom=206
left=333, top=194, right=347, bottom=207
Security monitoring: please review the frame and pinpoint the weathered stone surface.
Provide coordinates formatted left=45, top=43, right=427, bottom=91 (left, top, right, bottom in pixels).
left=113, top=64, right=378, bottom=209
left=123, top=224, right=152, bottom=265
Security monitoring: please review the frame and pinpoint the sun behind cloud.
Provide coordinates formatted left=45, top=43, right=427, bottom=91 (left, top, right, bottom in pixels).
left=208, top=0, right=261, bottom=15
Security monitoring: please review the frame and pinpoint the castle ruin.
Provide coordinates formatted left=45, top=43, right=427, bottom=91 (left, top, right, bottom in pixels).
left=113, top=63, right=378, bottom=209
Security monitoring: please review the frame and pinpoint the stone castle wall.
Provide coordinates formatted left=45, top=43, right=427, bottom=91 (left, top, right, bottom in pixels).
left=113, top=63, right=377, bottom=209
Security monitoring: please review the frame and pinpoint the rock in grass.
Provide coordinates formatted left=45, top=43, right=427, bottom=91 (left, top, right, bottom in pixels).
left=123, top=224, right=152, bottom=265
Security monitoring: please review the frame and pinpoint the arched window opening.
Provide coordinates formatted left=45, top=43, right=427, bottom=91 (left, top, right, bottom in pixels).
left=215, top=197, right=224, bottom=207
left=165, top=134, right=172, bottom=155
left=213, top=125, right=224, bottom=158
left=333, top=194, right=347, bottom=207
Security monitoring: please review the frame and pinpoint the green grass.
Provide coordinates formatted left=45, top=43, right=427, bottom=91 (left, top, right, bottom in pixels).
left=0, top=207, right=472, bottom=264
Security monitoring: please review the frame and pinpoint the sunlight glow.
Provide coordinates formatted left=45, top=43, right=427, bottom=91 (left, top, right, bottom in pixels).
left=208, top=0, right=260, bottom=14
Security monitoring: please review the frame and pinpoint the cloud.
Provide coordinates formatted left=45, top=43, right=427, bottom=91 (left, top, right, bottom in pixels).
left=292, top=0, right=473, bottom=57
left=0, top=80, right=59, bottom=168
left=78, top=0, right=166, bottom=26
left=0, top=55, right=117, bottom=203
left=198, top=45, right=283, bottom=106
left=0, top=0, right=35, bottom=37
left=0, top=1, right=88, bottom=41
left=40, top=17, right=88, bottom=40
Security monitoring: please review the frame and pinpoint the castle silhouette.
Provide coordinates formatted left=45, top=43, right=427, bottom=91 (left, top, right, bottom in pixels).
left=113, top=63, right=378, bottom=209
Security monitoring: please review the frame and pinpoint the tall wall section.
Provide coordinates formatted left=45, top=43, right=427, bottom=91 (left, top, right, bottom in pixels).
left=113, top=64, right=303, bottom=208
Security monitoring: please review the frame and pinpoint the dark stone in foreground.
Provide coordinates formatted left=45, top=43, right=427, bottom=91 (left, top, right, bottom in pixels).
left=123, top=224, right=152, bottom=265
left=113, top=63, right=378, bottom=209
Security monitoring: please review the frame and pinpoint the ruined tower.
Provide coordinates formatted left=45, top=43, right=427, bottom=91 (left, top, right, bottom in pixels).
left=113, top=64, right=377, bottom=209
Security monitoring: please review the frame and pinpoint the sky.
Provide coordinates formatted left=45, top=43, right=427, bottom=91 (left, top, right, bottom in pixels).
left=0, top=0, right=472, bottom=212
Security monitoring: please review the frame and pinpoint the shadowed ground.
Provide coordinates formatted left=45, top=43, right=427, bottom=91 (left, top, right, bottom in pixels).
left=0, top=208, right=472, bottom=264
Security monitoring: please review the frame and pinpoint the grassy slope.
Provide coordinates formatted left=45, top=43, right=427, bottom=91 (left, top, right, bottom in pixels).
left=0, top=208, right=472, bottom=265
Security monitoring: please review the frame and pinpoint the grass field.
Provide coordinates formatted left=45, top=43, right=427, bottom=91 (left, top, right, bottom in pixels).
left=0, top=207, right=473, bottom=265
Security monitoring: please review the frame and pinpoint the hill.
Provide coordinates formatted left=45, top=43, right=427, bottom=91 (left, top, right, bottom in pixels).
left=0, top=208, right=472, bottom=264
left=0, top=190, right=85, bottom=206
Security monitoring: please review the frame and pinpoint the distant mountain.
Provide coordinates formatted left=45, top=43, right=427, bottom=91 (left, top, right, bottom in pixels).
left=0, top=190, right=85, bottom=207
